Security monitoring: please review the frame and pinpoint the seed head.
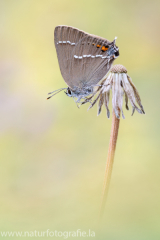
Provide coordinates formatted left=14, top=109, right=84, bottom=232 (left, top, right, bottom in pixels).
left=82, top=64, right=145, bottom=119
left=110, top=64, right=127, bottom=73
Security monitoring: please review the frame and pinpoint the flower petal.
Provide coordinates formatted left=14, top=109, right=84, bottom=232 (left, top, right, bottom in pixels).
left=102, top=73, right=113, bottom=93
left=112, top=74, right=119, bottom=118
left=122, top=110, right=125, bottom=119
left=132, top=107, right=136, bottom=116
left=104, top=91, right=110, bottom=118
left=97, top=93, right=104, bottom=116
left=124, top=92, right=129, bottom=110
left=117, top=75, right=124, bottom=113
left=127, top=75, right=145, bottom=114
left=121, top=73, right=143, bottom=114
left=112, top=73, right=124, bottom=119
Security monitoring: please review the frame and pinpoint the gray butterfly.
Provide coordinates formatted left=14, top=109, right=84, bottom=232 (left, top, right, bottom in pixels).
left=48, top=25, right=119, bottom=103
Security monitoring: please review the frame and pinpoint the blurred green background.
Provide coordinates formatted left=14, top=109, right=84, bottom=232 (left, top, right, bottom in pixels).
left=0, top=0, right=160, bottom=239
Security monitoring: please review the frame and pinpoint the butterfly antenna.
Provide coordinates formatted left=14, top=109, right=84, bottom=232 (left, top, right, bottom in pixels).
left=47, top=88, right=66, bottom=100
left=48, top=88, right=67, bottom=95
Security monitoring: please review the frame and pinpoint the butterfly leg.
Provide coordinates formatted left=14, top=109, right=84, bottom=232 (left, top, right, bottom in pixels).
left=73, top=97, right=80, bottom=108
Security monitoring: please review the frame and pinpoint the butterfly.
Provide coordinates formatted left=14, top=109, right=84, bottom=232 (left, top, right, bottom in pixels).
left=48, top=25, right=119, bottom=103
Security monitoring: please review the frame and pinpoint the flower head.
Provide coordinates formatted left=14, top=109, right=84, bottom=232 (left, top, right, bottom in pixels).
left=82, top=64, right=145, bottom=119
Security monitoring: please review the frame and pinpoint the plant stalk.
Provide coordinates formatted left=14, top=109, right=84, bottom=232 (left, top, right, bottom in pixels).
left=99, top=110, right=120, bottom=220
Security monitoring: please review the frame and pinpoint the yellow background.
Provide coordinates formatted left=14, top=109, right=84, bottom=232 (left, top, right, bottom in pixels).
left=0, top=0, right=160, bottom=239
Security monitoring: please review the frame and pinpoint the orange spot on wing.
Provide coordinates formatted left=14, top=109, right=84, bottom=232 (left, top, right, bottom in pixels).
left=97, top=44, right=101, bottom=48
left=102, top=46, right=108, bottom=51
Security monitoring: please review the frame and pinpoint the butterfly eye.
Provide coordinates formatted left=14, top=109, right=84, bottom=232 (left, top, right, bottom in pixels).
left=115, top=50, right=119, bottom=57
left=68, top=88, right=72, bottom=95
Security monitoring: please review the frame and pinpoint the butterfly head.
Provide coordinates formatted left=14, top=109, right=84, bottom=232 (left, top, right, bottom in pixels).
left=108, top=37, right=119, bottom=59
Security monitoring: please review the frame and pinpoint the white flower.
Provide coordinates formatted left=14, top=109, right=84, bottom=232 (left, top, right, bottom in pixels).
left=82, top=64, right=145, bottom=119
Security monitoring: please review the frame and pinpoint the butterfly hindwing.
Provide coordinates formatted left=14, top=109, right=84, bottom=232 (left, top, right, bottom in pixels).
left=70, top=35, right=114, bottom=89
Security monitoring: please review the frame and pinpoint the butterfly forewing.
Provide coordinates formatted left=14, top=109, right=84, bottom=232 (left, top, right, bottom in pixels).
left=54, top=26, right=87, bottom=89
left=54, top=26, right=118, bottom=94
